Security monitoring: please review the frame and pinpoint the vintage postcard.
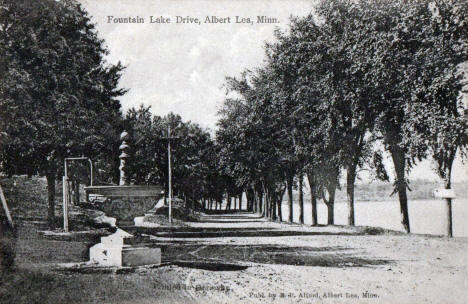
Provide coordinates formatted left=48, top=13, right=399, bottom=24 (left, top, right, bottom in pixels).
left=0, top=0, right=467, bottom=303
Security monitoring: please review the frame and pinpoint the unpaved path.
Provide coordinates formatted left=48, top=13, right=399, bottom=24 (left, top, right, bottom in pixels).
left=5, top=213, right=468, bottom=304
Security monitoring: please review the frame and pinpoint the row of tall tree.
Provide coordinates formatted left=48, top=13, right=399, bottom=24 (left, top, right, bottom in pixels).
left=1, top=0, right=466, bottom=231
left=216, top=0, right=467, bottom=232
left=0, top=0, right=241, bottom=226
left=123, top=105, right=225, bottom=210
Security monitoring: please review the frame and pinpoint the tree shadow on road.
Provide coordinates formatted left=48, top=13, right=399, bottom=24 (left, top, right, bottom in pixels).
left=129, top=227, right=364, bottom=238
left=158, top=242, right=393, bottom=269
left=172, top=261, right=249, bottom=271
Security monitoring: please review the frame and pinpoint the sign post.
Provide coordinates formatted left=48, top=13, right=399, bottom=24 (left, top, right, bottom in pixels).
left=434, top=189, right=456, bottom=237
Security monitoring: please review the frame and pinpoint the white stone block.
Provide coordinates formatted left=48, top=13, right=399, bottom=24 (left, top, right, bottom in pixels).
left=101, top=228, right=133, bottom=245
left=89, top=243, right=161, bottom=267
left=122, top=247, right=161, bottom=266
left=93, top=214, right=117, bottom=227
left=134, top=216, right=160, bottom=227
left=89, top=243, right=123, bottom=267
left=89, top=228, right=160, bottom=267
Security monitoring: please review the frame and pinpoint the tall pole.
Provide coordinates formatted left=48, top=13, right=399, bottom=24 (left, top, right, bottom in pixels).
left=168, top=125, right=172, bottom=224
left=446, top=197, right=453, bottom=238
left=63, top=160, right=69, bottom=232
left=63, top=175, right=69, bottom=232
left=446, top=179, right=453, bottom=238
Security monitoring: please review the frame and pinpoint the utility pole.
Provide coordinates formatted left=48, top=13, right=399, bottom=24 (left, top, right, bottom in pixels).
left=165, top=124, right=180, bottom=224
left=155, top=121, right=181, bottom=224
left=168, top=125, right=172, bottom=224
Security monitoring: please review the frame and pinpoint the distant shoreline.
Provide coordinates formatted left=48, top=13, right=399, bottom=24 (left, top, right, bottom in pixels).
left=283, top=197, right=468, bottom=205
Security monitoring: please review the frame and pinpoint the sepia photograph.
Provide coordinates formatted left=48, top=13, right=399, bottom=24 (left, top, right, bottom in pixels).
left=0, top=0, right=467, bottom=303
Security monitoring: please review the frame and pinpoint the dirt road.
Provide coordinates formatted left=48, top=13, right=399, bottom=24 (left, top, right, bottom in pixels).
left=4, top=213, right=468, bottom=304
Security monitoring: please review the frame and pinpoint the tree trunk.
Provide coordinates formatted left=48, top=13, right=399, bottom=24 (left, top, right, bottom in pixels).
left=299, top=174, right=304, bottom=224
left=390, top=146, right=410, bottom=233
left=271, top=194, right=277, bottom=221
left=264, top=185, right=270, bottom=219
left=254, top=188, right=259, bottom=213
left=326, top=202, right=334, bottom=225
left=306, top=172, right=318, bottom=226
left=311, top=193, right=318, bottom=225
left=46, top=172, right=56, bottom=227
left=287, top=174, right=294, bottom=223
left=346, top=165, right=357, bottom=226
left=277, top=192, right=283, bottom=222
left=323, top=180, right=337, bottom=225
left=191, top=190, right=195, bottom=210
left=238, top=194, right=243, bottom=211
left=258, top=190, right=264, bottom=216
left=73, top=180, right=79, bottom=205
left=247, top=189, right=254, bottom=212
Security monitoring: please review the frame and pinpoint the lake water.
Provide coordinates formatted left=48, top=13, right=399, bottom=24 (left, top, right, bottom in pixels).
left=278, top=199, right=468, bottom=237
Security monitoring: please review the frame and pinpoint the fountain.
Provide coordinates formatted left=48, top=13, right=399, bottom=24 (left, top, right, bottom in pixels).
left=84, top=131, right=164, bottom=223
left=85, top=131, right=164, bottom=267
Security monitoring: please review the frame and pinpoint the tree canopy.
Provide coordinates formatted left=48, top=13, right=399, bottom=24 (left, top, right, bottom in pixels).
left=0, top=0, right=126, bottom=224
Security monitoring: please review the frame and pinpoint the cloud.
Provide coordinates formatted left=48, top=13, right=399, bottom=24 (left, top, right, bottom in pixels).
left=79, top=0, right=315, bottom=128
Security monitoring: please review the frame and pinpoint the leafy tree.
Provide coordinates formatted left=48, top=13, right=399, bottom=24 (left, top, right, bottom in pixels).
left=125, top=107, right=216, bottom=209
left=218, top=69, right=289, bottom=220
left=399, top=0, right=467, bottom=236
left=364, top=0, right=467, bottom=232
left=0, top=0, right=126, bottom=226
left=266, top=12, right=346, bottom=225
left=214, top=0, right=466, bottom=233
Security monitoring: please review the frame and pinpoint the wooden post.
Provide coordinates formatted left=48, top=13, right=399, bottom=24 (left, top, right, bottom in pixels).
left=0, top=185, right=14, bottom=228
left=434, top=188, right=456, bottom=238
left=63, top=176, right=69, bottom=232
left=446, top=198, right=453, bottom=238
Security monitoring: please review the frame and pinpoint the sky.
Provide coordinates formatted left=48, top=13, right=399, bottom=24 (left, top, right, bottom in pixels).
left=78, top=0, right=314, bottom=128
left=78, top=0, right=466, bottom=184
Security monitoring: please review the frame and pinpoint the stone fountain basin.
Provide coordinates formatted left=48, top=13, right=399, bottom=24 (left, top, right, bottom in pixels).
left=84, top=185, right=164, bottom=197
left=84, top=185, right=164, bottom=222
